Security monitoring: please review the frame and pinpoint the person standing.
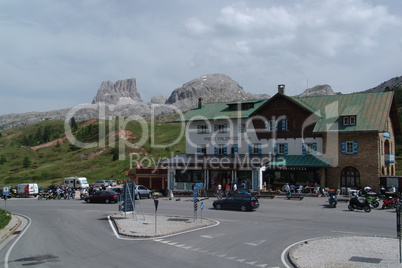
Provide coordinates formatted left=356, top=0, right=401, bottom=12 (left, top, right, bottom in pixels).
left=284, top=183, right=291, bottom=196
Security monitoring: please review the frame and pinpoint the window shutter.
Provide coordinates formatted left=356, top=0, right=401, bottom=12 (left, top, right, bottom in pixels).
left=206, top=125, right=209, bottom=134
left=234, top=144, right=238, bottom=154
left=274, top=144, right=278, bottom=155
left=302, top=143, right=306, bottom=155
left=223, top=124, right=227, bottom=133
left=341, top=142, right=346, bottom=154
left=275, top=120, right=278, bottom=131
left=284, top=143, right=288, bottom=155
left=353, top=141, right=358, bottom=154
left=214, top=124, right=218, bottom=133
left=223, top=144, right=227, bottom=155
left=264, top=120, right=269, bottom=131
left=238, top=123, right=242, bottom=133
left=214, top=145, right=218, bottom=155
left=258, top=143, right=262, bottom=155
left=197, top=125, right=201, bottom=134
left=197, top=145, right=201, bottom=155
left=313, top=142, right=317, bottom=154
left=281, top=119, right=286, bottom=131
left=249, top=144, right=253, bottom=154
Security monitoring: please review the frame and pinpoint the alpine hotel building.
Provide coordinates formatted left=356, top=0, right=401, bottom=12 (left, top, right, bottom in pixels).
left=160, top=85, right=401, bottom=194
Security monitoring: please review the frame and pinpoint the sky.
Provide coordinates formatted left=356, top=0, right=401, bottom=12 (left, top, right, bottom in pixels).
left=1, top=0, right=402, bottom=116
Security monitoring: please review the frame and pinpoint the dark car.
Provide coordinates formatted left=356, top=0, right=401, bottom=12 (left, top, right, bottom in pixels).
left=213, top=193, right=259, bottom=211
left=84, top=190, right=120, bottom=204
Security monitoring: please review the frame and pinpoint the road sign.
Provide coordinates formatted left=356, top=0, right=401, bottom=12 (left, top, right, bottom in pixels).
left=2, top=186, right=9, bottom=196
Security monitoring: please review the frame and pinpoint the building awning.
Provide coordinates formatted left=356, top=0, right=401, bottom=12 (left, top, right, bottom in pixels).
left=266, top=155, right=331, bottom=169
left=158, top=154, right=272, bottom=169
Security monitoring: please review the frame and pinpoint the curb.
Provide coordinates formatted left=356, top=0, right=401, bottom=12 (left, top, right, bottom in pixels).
left=110, top=214, right=218, bottom=238
left=0, top=214, right=21, bottom=244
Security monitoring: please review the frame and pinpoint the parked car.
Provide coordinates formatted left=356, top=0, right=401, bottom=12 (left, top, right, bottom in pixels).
left=135, top=185, right=153, bottom=200
left=213, top=193, right=259, bottom=211
left=84, top=190, right=120, bottom=203
left=106, top=180, right=117, bottom=187
left=92, top=180, right=109, bottom=188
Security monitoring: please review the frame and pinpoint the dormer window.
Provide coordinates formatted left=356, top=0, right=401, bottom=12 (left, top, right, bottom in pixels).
left=342, top=116, right=356, bottom=126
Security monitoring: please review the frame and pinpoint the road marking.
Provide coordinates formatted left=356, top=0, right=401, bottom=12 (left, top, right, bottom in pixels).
left=4, top=214, right=32, bottom=268
left=200, top=233, right=225, bottom=239
left=154, top=238, right=274, bottom=267
left=245, top=240, right=266, bottom=246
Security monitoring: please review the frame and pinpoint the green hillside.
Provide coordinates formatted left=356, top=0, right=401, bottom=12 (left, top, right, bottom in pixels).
left=0, top=118, right=185, bottom=188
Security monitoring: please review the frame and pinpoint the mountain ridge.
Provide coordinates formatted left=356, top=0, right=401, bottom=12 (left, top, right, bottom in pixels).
left=1, top=74, right=401, bottom=131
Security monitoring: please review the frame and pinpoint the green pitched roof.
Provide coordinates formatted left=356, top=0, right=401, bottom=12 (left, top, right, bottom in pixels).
left=292, top=92, right=396, bottom=133
left=175, top=99, right=268, bottom=122
left=266, top=155, right=331, bottom=168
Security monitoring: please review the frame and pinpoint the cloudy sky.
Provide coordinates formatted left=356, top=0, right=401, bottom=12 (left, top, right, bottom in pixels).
left=1, top=0, right=402, bottom=115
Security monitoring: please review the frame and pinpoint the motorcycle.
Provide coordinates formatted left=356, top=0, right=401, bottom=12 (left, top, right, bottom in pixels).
left=328, top=191, right=338, bottom=208
left=348, top=196, right=371, bottom=212
left=362, top=194, right=380, bottom=208
left=382, top=195, right=400, bottom=209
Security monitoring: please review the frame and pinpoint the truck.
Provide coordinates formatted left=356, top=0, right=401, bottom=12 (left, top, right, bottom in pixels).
left=64, top=177, right=89, bottom=189
left=16, top=183, right=39, bottom=197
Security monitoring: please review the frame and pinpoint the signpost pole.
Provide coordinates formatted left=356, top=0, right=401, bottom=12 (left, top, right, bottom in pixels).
left=154, top=200, right=159, bottom=234
left=396, top=203, right=401, bottom=263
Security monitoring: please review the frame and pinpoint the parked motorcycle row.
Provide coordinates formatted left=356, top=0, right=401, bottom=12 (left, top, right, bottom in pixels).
left=37, top=185, right=76, bottom=200
left=327, top=190, right=399, bottom=213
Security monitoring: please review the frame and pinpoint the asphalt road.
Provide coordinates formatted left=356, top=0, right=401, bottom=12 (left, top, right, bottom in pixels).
left=0, top=195, right=397, bottom=268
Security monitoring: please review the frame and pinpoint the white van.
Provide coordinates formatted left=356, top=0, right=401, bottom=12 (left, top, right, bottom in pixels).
left=64, top=177, right=89, bottom=189
left=16, top=183, right=39, bottom=197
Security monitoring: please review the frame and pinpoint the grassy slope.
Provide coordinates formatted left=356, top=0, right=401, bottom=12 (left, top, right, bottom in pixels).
left=0, top=119, right=185, bottom=188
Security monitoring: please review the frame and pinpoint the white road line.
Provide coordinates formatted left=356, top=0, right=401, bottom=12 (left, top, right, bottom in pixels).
left=245, top=239, right=266, bottom=246
left=4, top=214, right=31, bottom=268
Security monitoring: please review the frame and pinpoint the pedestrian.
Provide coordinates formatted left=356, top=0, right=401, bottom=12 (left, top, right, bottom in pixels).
left=284, top=183, right=291, bottom=196
left=390, top=185, right=396, bottom=193
left=225, top=183, right=230, bottom=196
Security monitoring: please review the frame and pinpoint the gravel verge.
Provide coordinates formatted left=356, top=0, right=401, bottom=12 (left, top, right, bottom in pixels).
left=289, top=236, right=401, bottom=268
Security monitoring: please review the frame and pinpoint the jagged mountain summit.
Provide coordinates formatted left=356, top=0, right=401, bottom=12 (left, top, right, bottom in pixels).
left=92, top=78, right=142, bottom=105
left=165, top=74, right=270, bottom=110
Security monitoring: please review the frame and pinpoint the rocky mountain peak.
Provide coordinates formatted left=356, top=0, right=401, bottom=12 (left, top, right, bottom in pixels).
left=92, top=78, right=142, bottom=105
left=165, top=73, right=270, bottom=110
left=296, top=84, right=338, bottom=98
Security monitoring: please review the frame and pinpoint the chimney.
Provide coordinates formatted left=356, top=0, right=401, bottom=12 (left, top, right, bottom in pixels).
left=198, top=97, right=203, bottom=109
left=278, top=84, right=285, bottom=94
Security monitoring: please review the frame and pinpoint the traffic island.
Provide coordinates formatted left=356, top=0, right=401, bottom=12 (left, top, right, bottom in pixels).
left=110, top=214, right=218, bottom=238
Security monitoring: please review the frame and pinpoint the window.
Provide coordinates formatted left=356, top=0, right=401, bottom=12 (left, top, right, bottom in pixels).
left=342, top=116, right=356, bottom=126
left=238, top=123, right=245, bottom=133
left=281, top=119, right=292, bottom=131
left=214, top=144, right=227, bottom=155
left=214, top=124, right=227, bottom=133
left=340, top=166, right=360, bottom=187
left=341, top=141, right=358, bottom=154
left=264, top=120, right=276, bottom=132
left=275, top=143, right=288, bottom=155
left=349, top=116, right=356, bottom=125
left=197, top=144, right=207, bottom=155
left=197, top=125, right=209, bottom=134
left=248, top=143, right=261, bottom=155
left=303, top=143, right=317, bottom=154
left=231, top=144, right=238, bottom=155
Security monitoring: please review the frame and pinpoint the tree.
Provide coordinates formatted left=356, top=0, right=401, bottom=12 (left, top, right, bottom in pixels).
left=22, top=156, right=31, bottom=168
left=69, top=117, right=78, bottom=132
left=0, top=155, right=6, bottom=164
